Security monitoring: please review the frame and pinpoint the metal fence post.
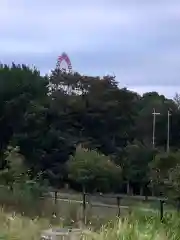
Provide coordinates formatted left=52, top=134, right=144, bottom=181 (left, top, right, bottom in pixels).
left=82, top=192, right=86, bottom=224
left=54, top=190, right=58, bottom=205
left=52, top=190, right=58, bottom=220
left=177, top=198, right=180, bottom=213
left=117, top=196, right=121, bottom=217
left=160, top=200, right=164, bottom=222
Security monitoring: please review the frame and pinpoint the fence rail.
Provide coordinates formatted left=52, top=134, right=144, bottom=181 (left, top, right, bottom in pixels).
left=46, top=191, right=179, bottom=224
left=0, top=184, right=178, bottom=224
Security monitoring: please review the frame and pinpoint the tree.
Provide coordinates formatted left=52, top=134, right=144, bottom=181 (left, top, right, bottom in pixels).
left=122, top=141, right=154, bottom=195
left=0, top=64, right=75, bottom=186
left=149, top=151, right=180, bottom=196
left=167, top=165, right=180, bottom=198
left=174, top=93, right=180, bottom=110
left=135, top=92, right=177, bottom=147
left=1, top=62, right=180, bottom=196
left=67, top=145, right=122, bottom=192
left=0, top=64, right=48, bottom=153
left=49, top=70, right=139, bottom=157
left=0, top=146, right=26, bottom=188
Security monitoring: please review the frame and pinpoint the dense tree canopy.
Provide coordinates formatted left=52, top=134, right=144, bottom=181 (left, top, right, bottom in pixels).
left=67, top=145, right=121, bottom=192
left=0, top=63, right=180, bottom=196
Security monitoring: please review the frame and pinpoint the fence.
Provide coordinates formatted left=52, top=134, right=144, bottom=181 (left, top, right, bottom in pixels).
left=0, top=185, right=178, bottom=225
left=50, top=191, right=180, bottom=224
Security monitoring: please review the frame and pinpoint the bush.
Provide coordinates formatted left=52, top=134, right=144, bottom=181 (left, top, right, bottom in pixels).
left=67, top=145, right=122, bottom=192
left=150, top=151, right=180, bottom=197
left=0, top=146, right=49, bottom=217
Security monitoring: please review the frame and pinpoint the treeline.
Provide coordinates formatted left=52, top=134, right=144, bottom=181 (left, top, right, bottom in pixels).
left=0, top=63, right=180, bottom=198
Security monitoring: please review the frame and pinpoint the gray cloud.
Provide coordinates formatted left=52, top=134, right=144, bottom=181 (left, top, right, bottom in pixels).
left=0, top=0, right=180, bottom=97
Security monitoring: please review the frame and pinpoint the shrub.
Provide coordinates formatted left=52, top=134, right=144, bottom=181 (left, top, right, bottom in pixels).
left=67, top=145, right=121, bottom=192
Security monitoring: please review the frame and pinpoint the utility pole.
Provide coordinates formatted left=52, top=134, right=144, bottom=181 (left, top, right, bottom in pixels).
left=167, top=110, right=171, bottom=153
left=151, top=109, right=160, bottom=197
left=152, top=108, right=160, bottom=148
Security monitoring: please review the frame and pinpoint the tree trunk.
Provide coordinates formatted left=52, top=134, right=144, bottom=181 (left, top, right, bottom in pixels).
left=151, top=183, right=154, bottom=196
left=127, top=182, right=130, bottom=195
left=140, top=186, right=143, bottom=196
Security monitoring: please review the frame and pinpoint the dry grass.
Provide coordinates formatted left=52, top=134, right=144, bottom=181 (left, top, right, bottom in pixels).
left=84, top=212, right=180, bottom=240
left=0, top=209, right=179, bottom=239
left=0, top=208, right=51, bottom=239
left=0, top=187, right=178, bottom=239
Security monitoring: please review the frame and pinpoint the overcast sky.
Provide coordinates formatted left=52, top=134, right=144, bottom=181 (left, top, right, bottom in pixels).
left=0, top=1, right=180, bottom=98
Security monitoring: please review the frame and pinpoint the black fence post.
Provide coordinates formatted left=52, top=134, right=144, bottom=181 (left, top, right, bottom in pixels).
left=54, top=190, right=58, bottom=205
left=82, top=192, right=86, bottom=224
left=160, top=200, right=164, bottom=222
left=177, top=198, right=180, bottom=213
left=117, top=196, right=121, bottom=217
left=52, top=190, right=58, bottom=219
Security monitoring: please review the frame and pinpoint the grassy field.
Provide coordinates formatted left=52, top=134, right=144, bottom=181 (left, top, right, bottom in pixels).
left=88, top=212, right=180, bottom=240
left=0, top=186, right=178, bottom=239
left=0, top=208, right=180, bottom=239
left=0, top=186, right=176, bottom=225
left=0, top=208, right=52, bottom=239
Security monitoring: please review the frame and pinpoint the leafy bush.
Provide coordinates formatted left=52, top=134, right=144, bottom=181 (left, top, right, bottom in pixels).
left=67, top=145, right=122, bottom=192
left=150, top=151, right=180, bottom=197
left=0, top=146, right=49, bottom=216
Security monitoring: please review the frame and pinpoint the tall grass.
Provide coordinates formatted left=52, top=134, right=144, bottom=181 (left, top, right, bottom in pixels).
left=0, top=184, right=179, bottom=239
left=86, top=213, right=180, bottom=240
left=0, top=208, right=51, bottom=239
left=0, top=184, right=51, bottom=218
left=0, top=209, right=179, bottom=239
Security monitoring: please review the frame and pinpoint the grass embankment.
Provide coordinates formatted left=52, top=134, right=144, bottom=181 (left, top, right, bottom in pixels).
left=0, top=209, right=180, bottom=239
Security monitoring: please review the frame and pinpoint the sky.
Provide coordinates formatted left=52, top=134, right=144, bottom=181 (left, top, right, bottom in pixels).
left=0, top=0, right=180, bottom=99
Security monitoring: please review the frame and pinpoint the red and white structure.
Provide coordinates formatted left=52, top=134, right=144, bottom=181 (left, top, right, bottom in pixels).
left=56, top=52, right=72, bottom=72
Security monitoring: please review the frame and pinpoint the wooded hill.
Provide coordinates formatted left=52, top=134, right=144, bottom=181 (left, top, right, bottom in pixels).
left=1, top=63, right=180, bottom=197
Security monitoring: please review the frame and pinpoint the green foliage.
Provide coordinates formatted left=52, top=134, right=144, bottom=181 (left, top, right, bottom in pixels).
left=150, top=151, right=180, bottom=196
left=0, top=145, right=48, bottom=216
left=152, top=151, right=180, bottom=173
left=123, top=141, right=154, bottom=183
left=0, top=62, right=180, bottom=195
left=0, top=146, right=27, bottom=187
left=67, top=146, right=121, bottom=192
left=167, top=165, right=180, bottom=198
